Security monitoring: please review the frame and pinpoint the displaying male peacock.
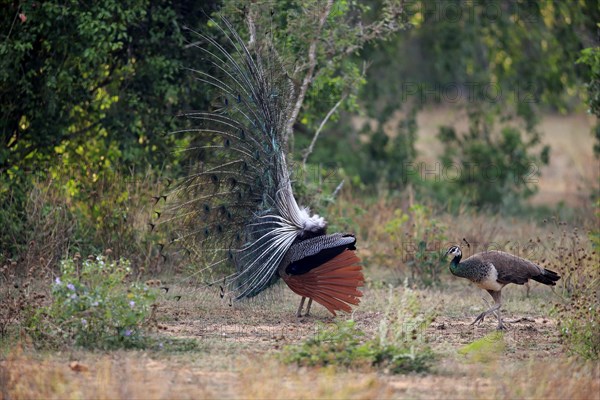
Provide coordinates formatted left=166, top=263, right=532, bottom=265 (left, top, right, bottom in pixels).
left=151, top=17, right=363, bottom=317
left=444, top=245, right=560, bottom=329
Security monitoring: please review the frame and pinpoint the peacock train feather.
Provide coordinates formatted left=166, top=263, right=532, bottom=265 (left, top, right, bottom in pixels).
left=151, top=16, right=363, bottom=315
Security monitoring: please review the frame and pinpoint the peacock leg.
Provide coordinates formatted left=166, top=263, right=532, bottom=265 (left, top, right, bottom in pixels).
left=296, top=297, right=306, bottom=317
left=304, top=298, right=313, bottom=316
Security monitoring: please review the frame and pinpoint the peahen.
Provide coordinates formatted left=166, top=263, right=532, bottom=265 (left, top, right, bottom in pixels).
left=151, top=17, right=364, bottom=317
left=444, top=245, right=560, bottom=329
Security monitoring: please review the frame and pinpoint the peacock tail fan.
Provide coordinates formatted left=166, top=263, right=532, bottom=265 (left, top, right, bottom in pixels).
left=149, top=16, right=327, bottom=304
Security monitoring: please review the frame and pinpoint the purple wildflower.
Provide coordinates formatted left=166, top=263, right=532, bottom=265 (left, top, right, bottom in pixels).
left=124, top=329, right=132, bottom=337
left=129, top=300, right=135, bottom=308
left=81, top=318, right=87, bottom=326
left=55, top=277, right=61, bottom=285
left=67, top=283, right=75, bottom=291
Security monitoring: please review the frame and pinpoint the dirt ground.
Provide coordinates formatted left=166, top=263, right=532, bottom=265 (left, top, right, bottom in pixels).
left=4, top=281, right=598, bottom=400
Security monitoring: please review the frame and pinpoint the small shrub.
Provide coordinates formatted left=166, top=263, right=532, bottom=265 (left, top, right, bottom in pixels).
left=384, top=203, right=447, bottom=286
left=0, top=268, right=46, bottom=339
left=27, top=255, right=157, bottom=349
left=437, top=109, right=550, bottom=209
left=546, top=219, right=600, bottom=360
left=282, top=320, right=433, bottom=374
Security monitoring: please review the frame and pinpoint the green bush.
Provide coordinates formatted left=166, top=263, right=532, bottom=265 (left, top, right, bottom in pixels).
left=282, top=320, right=433, bottom=374
left=577, top=47, right=600, bottom=156
left=283, top=285, right=435, bottom=373
left=437, top=108, right=550, bottom=209
left=27, top=256, right=157, bottom=349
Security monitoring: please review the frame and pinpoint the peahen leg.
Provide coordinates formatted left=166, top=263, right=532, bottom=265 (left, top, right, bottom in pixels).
left=490, top=291, right=506, bottom=330
left=478, top=296, right=501, bottom=324
left=471, top=290, right=504, bottom=329
left=296, top=297, right=306, bottom=317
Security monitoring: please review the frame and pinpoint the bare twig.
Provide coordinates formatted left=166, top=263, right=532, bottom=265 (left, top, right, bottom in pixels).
left=302, top=61, right=368, bottom=167
left=331, top=180, right=345, bottom=199
left=337, top=1, right=406, bottom=56
left=5, top=6, right=21, bottom=44
left=246, top=7, right=257, bottom=48
left=283, top=0, right=334, bottom=146
left=302, top=94, right=346, bottom=167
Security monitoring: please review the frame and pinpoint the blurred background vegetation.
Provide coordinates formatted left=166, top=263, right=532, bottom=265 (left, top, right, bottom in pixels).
left=0, top=0, right=599, bottom=360
left=1, top=1, right=598, bottom=273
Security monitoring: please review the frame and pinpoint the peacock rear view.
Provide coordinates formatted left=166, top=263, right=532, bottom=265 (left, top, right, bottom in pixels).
left=152, top=17, right=364, bottom=316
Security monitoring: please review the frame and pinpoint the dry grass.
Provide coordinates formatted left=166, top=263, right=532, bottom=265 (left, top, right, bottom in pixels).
left=492, top=358, right=600, bottom=400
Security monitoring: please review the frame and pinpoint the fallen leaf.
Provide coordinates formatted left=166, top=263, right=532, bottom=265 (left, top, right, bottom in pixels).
left=69, top=361, right=89, bottom=372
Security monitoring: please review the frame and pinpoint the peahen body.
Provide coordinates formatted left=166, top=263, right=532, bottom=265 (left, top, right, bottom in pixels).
left=152, top=17, right=363, bottom=317
left=444, top=245, right=560, bottom=329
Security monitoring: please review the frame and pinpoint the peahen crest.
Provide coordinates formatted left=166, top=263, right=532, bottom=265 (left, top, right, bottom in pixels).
left=152, top=16, right=327, bottom=301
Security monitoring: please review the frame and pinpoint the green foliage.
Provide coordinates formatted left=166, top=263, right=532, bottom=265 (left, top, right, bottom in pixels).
left=578, top=46, right=600, bottom=156
left=283, top=285, right=435, bottom=373
left=0, top=0, right=215, bottom=264
left=218, top=0, right=407, bottom=136
left=282, top=319, right=433, bottom=374
left=458, top=331, right=506, bottom=363
left=384, top=203, right=447, bottom=286
left=437, top=109, right=550, bottom=208
left=1, top=1, right=210, bottom=182
left=27, top=256, right=157, bottom=349
left=337, top=0, right=597, bottom=198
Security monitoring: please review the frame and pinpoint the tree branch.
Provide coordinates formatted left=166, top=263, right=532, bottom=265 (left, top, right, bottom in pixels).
left=302, top=94, right=346, bottom=167
left=283, top=0, right=334, bottom=147
left=335, top=1, right=407, bottom=56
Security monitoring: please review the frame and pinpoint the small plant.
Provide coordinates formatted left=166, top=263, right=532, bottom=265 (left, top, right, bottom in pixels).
left=458, top=331, right=506, bottom=363
left=384, top=203, right=447, bottom=286
left=0, top=264, right=46, bottom=339
left=546, top=219, right=600, bottom=360
left=283, top=284, right=435, bottom=374
left=27, top=255, right=157, bottom=349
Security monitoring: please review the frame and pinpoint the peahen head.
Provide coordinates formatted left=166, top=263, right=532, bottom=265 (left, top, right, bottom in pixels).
left=444, top=245, right=462, bottom=260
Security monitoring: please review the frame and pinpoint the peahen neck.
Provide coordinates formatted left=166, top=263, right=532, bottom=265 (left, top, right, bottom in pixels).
left=449, top=254, right=464, bottom=277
